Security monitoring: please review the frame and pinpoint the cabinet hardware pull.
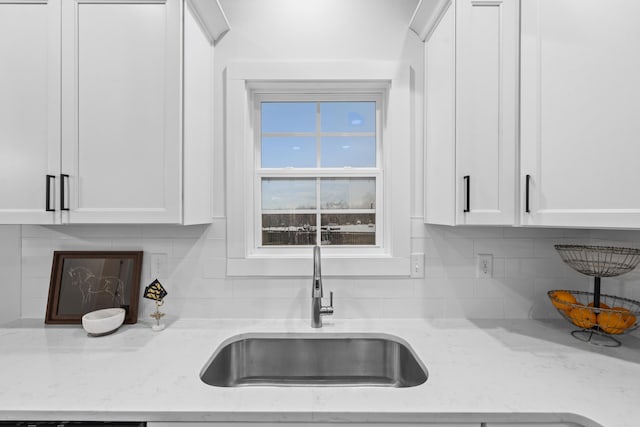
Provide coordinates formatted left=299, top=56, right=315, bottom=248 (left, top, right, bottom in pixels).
left=60, top=174, right=70, bottom=211
left=463, top=175, right=470, bottom=213
left=525, top=174, right=531, bottom=213
left=45, top=175, right=55, bottom=212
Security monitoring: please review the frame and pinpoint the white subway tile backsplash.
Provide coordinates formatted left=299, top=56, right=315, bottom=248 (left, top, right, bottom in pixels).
left=534, top=276, right=591, bottom=295
left=503, top=227, right=562, bottom=239
left=202, top=258, right=227, bottom=278
left=474, top=238, right=534, bottom=258
left=424, top=237, right=475, bottom=261
left=111, top=238, right=145, bottom=251
left=56, top=224, right=143, bottom=238
left=357, top=298, right=427, bottom=319
left=434, top=225, right=504, bottom=239
left=21, top=277, right=50, bottom=299
left=444, top=297, right=504, bottom=319
left=424, top=257, right=446, bottom=278
left=21, top=237, right=54, bottom=257
left=14, top=224, right=640, bottom=321
left=0, top=226, right=21, bottom=323
left=491, top=257, right=506, bottom=278
left=327, top=278, right=418, bottom=299
left=418, top=298, right=447, bottom=318
left=140, top=238, right=174, bottom=254
left=533, top=237, right=593, bottom=258
left=171, top=238, right=203, bottom=258
left=142, top=224, right=209, bottom=239
left=21, top=225, right=76, bottom=239
left=504, top=258, right=567, bottom=279
left=165, top=277, right=233, bottom=299
left=21, top=297, right=47, bottom=319
left=22, top=256, right=54, bottom=278
left=205, top=218, right=226, bottom=240
left=441, top=262, right=476, bottom=278
left=202, top=238, right=226, bottom=259
left=590, top=229, right=640, bottom=243
left=231, top=278, right=305, bottom=298
left=420, top=277, right=476, bottom=299
left=56, top=237, right=114, bottom=251
left=560, top=228, right=593, bottom=238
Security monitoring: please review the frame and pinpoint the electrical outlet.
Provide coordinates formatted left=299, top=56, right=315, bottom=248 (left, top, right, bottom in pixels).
left=476, top=254, right=493, bottom=279
left=410, top=253, right=425, bottom=278
left=150, top=253, right=168, bottom=279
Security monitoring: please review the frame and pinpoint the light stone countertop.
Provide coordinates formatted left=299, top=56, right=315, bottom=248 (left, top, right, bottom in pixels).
left=0, top=317, right=639, bottom=426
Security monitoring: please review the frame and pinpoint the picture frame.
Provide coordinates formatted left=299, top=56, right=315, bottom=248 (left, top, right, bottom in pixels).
left=45, top=251, right=143, bottom=325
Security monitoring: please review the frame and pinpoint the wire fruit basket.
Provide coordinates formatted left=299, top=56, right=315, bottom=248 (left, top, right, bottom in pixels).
left=551, top=244, right=640, bottom=347
left=555, top=244, right=640, bottom=277
left=548, top=290, right=640, bottom=346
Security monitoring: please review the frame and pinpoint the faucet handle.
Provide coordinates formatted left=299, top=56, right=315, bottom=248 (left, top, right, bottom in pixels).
left=321, top=291, right=334, bottom=316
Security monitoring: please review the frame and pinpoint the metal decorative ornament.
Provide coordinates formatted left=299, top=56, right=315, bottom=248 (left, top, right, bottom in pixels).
left=143, top=279, right=168, bottom=331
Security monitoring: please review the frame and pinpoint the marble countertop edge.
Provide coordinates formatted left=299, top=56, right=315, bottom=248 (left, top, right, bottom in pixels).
left=0, top=410, right=602, bottom=426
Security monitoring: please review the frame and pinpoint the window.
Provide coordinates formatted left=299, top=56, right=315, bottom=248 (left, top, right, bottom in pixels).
left=257, top=96, right=382, bottom=248
left=226, top=61, right=411, bottom=277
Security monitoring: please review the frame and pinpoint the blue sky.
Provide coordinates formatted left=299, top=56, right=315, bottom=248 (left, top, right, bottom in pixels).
left=261, top=101, right=376, bottom=168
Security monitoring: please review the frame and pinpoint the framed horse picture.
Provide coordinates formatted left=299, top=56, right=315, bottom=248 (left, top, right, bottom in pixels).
left=45, top=251, right=143, bottom=324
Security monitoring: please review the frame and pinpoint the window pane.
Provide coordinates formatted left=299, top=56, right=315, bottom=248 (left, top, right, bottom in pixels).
left=320, top=136, right=376, bottom=167
left=262, top=178, right=316, bottom=210
left=320, top=102, right=375, bottom=133
left=321, top=214, right=375, bottom=245
left=262, top=213, right=317, bottom=246
left=262, top=137, right=316, bottom=168
left=320, top=178, right=375, bottom=209
left=261, top=102, right=316, bottom=133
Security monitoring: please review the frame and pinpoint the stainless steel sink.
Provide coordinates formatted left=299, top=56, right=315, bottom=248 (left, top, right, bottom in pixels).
left=200, top=333, right=428, bottom=387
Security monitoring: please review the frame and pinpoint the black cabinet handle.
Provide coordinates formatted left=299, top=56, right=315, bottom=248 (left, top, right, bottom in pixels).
left=463, top=175, right=470, bottom=213
left=45, top=175, right=55, bottom=212
left=525, top=174, right=531, bottom=213
left=60, top=174, right=69, bottom=211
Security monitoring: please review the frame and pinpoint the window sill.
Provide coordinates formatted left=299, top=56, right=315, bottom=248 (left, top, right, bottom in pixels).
left=226, top=255, right=410, bottom=277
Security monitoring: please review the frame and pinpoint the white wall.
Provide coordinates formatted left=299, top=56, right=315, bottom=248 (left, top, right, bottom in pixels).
left=12, top=0, right=640, bottom=322
left=211, top=0, right=425, bottom=218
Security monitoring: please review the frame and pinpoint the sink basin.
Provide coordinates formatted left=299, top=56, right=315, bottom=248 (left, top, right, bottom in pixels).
left=200, top=333, right=428, bottom=387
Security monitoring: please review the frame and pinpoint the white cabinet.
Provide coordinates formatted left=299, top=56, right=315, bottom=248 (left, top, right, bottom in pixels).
left=419, top=0, right=518, bottom=226
left=60, top=0, right=182, bottom=223
left=0, top=0, right=61, bottom=224
left=0, top=0, right=228, bottom=225
left=520, top=0, right=640, bottom=229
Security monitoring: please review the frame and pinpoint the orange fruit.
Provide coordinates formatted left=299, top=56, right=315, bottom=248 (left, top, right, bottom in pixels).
left=587, top=301, right=610, bottom=310
left=550, top=291, right=577, bottom=312
left=611, top=307, right=637, bottom=328
left=568, top=306, right=596, bottom=329
left=597, top=311, right=630, bottom=334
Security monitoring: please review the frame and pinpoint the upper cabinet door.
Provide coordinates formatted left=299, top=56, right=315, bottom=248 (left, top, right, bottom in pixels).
left=60, top=0, right=181, bottom=223
left=456, top=0, right=518, bottom=225
left=423, top=0, right=518, bottom=226
left=0, top=0, right=61, bottom=224
left=521, top=0, right=640, bottom=228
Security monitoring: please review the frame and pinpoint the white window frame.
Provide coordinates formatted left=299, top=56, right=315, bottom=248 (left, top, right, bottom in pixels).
left=226, top=61, right=411, bottom=277
left=255, top=92, right=383, bottom=251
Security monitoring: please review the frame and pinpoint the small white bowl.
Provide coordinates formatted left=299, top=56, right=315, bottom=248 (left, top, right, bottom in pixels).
left=82, top=307, right=125, bottom=336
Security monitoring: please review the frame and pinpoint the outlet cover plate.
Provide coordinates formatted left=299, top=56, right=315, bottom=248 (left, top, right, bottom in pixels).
left=476, top=254, right=493, bottom=279
left=411, top=253, right=425, bottom=278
